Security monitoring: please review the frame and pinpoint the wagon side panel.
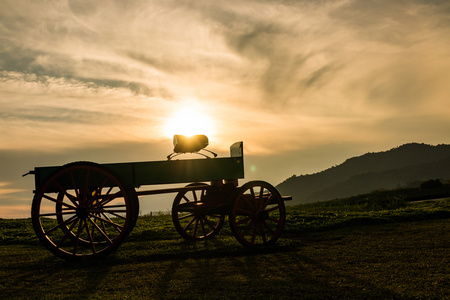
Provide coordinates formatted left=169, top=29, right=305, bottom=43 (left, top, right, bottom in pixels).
left=34, top=164, right=131, bottom=192
left=133, top=157, right=244, bottom=186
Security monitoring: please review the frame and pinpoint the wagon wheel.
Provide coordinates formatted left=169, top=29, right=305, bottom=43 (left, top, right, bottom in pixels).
left=55, top=188, right=139, bottom=247
left=229, top=181, right=285, bottom=247
left=31, top=162, right=139, bottom=261
left=172, top=183, right=225, bottom=240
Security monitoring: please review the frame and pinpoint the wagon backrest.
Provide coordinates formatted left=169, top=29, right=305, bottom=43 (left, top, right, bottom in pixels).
left=230, top=141, right=243, bottom=158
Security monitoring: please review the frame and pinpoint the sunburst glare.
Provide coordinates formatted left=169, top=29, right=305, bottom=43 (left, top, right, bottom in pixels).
left=163, top=101, right=216, bottom=139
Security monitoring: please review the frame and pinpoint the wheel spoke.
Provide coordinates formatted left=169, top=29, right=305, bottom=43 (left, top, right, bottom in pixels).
left=264, top=194, right=274, bottom=207
left=268, top=216, right=281, bottom=223
left=99, top=213, right=108, bottom=234
left=91, top=203, right=127, bottom=213
left=91, top=208, right=127, bottom=214
left=72, top=221, right=85, bottom=255
left=192, top=218, right=199, bottom=237
left=192, top=190, right=198, bottom=202
left=178, top=213, right=195, bottom=221
left=235, top=215, right=252, bottom=226
left=100, top=212, right=122, bottom=233
left=203, top=216, right=216, bottom=230
left=183, top=215, right=196, bottom=231
left=97, top=177, right=110, bottom=194
left=100, top=210, right=127, bottom=219
left=87, top=216, right=113, bottom=244
left=241, top=219, right=255, bottom=236
left=208, top=214, right=222, bottom=218
left=89, top=179, right=111, bottom=206
left=96, top=191, right=121, bottom=206
left=84, top=219, right=96, bottom=254
left=52, top=180, right=79, bottom=206
left=90, top=214, right=124, bottom=230
left=42, top=194, right=76, bottom=210
left=106, top=186, right=113, bottom=194
left=56, top=218, right=79, bottom=247
left=258, top=186, right=264, bottom=208
left=44, top=215, right=78, bottom=235
left=266, top=205, right=280, bottom=213
left=200, top=218, right=206, bottom=237
left=39, top=210, right=75, bottom=217
left=248, top=188, right=256, bottom=210
left=235, top=207, right=253, bottom=215
left=263, top=220, right=275, bottom=235
left=99, top=204, right=127, bottom=209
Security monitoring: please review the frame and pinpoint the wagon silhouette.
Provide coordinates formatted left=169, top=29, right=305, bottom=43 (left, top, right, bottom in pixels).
left=28, top=136, right=291, bottom=261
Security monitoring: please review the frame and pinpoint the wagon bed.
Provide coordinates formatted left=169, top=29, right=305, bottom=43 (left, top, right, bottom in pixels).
left=33, top=142, right=244, bottom=191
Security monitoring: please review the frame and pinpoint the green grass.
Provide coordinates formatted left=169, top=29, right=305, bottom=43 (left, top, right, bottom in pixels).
left=0, top=199, right=449, bottom=299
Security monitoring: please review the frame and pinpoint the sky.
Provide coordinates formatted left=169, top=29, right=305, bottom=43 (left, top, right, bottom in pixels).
left=1, top=0, right=450, bottom=218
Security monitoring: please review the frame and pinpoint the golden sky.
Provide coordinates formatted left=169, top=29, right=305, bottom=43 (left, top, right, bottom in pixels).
left=1, top=0, right=450, bottom=217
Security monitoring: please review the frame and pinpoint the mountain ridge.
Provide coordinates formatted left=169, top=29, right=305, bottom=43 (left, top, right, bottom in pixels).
left=276, top=143, right=450, bottom=204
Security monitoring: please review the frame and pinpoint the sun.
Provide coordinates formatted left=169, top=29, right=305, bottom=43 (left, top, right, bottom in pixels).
left=163, top=102, right=216, bottom=139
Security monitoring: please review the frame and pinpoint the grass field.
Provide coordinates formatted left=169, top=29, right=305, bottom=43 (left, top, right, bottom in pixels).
left=0, top=198, right=449, bottom=299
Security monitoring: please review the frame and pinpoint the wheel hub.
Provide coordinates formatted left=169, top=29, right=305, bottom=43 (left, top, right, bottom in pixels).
left=256, top=210, right=269, bottom=222
left=76, top=206, right=89, bottom=219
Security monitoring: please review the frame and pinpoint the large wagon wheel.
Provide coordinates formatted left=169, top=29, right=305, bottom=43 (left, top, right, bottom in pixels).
left=229, top=181, right=285, bottom=247
left=31, top=162, right=139, bottom=261
left=172, top=183, right=225, bottom=240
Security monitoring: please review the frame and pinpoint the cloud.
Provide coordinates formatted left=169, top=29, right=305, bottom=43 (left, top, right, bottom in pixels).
left=0, top=182, right=25, bottom=195
left=2, top=0, right=450, bottom=138
left=330, top=0, right=450, bottom=43
left=0, top=68, right=175, bottom=151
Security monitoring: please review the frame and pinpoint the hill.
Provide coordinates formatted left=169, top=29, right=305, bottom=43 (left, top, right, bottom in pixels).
left=276, top=143, right=450, bottom=205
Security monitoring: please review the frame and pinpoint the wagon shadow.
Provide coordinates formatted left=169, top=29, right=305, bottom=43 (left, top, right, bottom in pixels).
left=119, top=238, right=296, bottom=263
left=24, top=237, right=403, bottom=299
left=147, top=239, right=403, bottom=299
left=15, top=254, right=113, bottom=299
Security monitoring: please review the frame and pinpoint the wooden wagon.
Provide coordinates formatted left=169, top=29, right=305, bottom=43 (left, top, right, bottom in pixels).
left=28, top=136, right=291, bottom=261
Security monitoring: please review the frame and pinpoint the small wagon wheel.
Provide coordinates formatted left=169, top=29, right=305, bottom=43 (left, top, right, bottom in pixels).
left=31, top=162, right=139, bottom=261
left=229, top=181, right=285, bottom=247
left=172, top=183, right=225, bottom=240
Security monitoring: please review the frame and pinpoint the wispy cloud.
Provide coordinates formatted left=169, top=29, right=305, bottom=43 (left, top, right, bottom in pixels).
left=2, top=0, right=450, bottom=147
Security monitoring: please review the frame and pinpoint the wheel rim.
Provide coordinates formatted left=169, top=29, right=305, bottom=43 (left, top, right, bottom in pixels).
left=172, top=183, right=225, bottom=240
left=230, top=181, right=285, bottom=247
left=32, top=162, right=136, bottom=260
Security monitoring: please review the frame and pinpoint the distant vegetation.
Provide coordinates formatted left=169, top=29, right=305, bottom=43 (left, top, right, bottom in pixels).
left=291, top=178, right=450, bottom=211
left=277, top=143, right=450, bottom=205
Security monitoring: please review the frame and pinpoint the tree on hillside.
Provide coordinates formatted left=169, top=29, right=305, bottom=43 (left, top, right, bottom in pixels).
left=420, top=179, right=443, bottom=190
